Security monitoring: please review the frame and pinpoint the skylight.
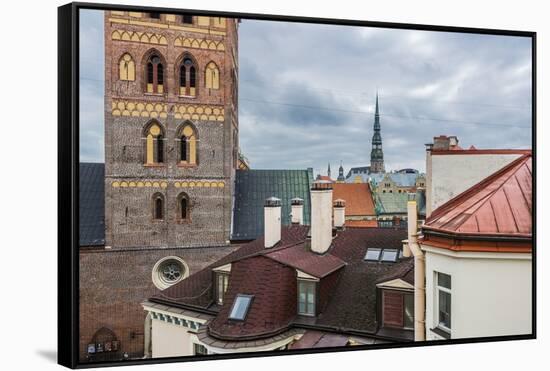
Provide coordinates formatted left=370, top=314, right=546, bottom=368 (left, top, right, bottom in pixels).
left=364, top=248, right=400, bottom=263
left=364, top=248, right=382, bottom=261
left=229, top=294, right=253, bottom=320
left=381, top=249, right=398, bottom=262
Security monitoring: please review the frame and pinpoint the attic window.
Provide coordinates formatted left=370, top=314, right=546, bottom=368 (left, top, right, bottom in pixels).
left=229, top=294, right=253, bottom=321
left=381, top=249, right=398, bottom=262
left=364, top=248, right=381, bottom=261
left=364, top=248, right=399, bottom=263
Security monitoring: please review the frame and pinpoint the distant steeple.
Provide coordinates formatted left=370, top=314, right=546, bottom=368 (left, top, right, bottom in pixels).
left=370, top=93, right=385, bottom=173
left=327, top=162, right=331, bottom=179
left=337, top=161, right=345, bottom=182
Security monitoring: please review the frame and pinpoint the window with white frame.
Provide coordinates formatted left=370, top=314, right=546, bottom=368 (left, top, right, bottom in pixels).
left=436, top=272, right=451, bottom=332
left=216, top=272, right=229, bottom=305
left=298, top=279, right=316, bottom=316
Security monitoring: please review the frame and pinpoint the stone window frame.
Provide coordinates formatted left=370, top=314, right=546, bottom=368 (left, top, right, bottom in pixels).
left=142, top=120, right=166, bottom=167
left=142, top=49, right=166, bottom=95
left=118, top=52, right=135, bottom=81
left=175, top=121, right=199, bottom=167
left=176, top=52, right=199, bottom=97
left=151, top=256, right=190, bottom=290
left=151, top=192, right=165, bottom=222
left=205, top=61, right=221, bottom=90
left=176, top=192, right=192, bottom=223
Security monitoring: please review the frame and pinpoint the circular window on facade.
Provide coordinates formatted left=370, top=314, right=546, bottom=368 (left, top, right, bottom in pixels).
left=152, top=256, right=189, bottom=290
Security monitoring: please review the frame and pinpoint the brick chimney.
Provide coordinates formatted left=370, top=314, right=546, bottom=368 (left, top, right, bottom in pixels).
left=333, top=199, right=346, bottom=229
left=291, top=197, right=304, bottom=225
left=264, top=197, right=281, bottom=248
left=311, top=181, right=333, bottom=254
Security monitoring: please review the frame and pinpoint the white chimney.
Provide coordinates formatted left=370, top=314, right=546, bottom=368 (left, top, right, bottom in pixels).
left=264, top=197, right=281, bottom=248
left=403, top=193, right=418, bottom=258
left=311, top=182, right=333, bottom=254
left=291, top=197, right=304, bottom=225
left=333, top=199, right=346, bottom=229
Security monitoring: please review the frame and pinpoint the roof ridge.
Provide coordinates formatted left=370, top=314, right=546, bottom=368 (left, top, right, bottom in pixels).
left=428, top=154, right=531, bottom=222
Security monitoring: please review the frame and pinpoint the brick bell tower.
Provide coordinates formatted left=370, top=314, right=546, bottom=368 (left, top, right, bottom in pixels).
left=104, top=11, right=240, bottom=249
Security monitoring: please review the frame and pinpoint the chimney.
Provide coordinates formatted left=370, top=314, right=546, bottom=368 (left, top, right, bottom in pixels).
left=264, top=197, right=281, bottom=248
left=333, top=199, right=346, bottom=229
left=403, top=193, right=418, bottom=257
left=311, top=181, right=333, bottom=254
left=291, top=197, right=304, bottom=225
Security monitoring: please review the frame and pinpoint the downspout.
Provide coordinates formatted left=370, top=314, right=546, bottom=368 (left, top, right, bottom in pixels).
left=403, top=196, right=425, bottom=341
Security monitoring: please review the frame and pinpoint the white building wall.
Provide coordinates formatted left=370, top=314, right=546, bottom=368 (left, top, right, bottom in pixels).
left=429, top=154, right=521, bottom=214
left=423, top=246, right=532, bottom=340
left=151, top=318, right=194, bottom=358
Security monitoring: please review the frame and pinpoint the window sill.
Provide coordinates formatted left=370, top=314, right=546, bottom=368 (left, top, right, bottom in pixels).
left=430, top=327, right=451, bottom=339
left=176, top=219, right=191, bottom=224
left=143, top=164, right=166, bottom=168
left=178, top=95, right=197, bottom=99
left=177, top=163, right=198, bottom=168
left=144, top=92, right=165, bottom=97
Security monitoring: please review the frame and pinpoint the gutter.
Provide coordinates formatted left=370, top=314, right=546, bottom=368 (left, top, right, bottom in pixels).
left=403, top=199, right=426, bottom=342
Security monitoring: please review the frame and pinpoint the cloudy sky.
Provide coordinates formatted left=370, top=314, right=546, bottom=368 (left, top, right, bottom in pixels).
left=80, top=10, right=532, bottom=175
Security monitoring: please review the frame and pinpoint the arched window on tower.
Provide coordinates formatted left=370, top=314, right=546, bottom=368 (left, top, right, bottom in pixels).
left=177, top=193, right=190, bottom=221
left=144, top=122, right=165, bottom=165
left=205, top=62, right=220, bottom=90
left=146, top=54, right=164, bottom=93
left=119, top=53, right=135, bottom=81
left=179, top=56, right=197, bottom=96
left=153, top=193, right=164, bottom=220
left=178, top=124, right=197, bottom=165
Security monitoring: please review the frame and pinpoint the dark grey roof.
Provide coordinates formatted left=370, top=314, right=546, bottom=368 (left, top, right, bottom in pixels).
left=79, top=163, right=105, bottom=246
left=232, top=169, right=314, bottom=240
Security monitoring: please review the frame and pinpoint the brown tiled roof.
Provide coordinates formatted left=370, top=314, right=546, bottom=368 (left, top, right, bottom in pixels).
left=425, top=154, right=532, bottom=238
left=289, top=330, right=349, bottom=349
left=332, top=183, right=376, bottom=216
left=151, top=225, right=410, bottom=341
left=266, top=245, right=346, bottom=278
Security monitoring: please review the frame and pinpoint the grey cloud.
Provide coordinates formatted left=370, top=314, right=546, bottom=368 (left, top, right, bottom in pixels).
left=79, top=13, right=532, bottom=174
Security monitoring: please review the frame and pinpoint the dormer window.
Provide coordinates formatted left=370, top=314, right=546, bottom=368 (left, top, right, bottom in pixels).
left=297, top=279, right=316, bottom=316
left=229, top=294, right=253, bottom=321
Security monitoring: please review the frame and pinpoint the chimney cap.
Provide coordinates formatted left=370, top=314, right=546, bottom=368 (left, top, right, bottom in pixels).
left=264, top=196, right=282, bottom=207
left=333, top=199, right=346, bottom=207
left=312, top=181, right=333, bottom=191
left=291, top=197, right=304, bottom=205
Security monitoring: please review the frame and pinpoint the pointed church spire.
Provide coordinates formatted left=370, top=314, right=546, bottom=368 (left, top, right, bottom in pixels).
left=370, top=92, right=385, bottom=173
left=327, top=162, right=331, bottom=178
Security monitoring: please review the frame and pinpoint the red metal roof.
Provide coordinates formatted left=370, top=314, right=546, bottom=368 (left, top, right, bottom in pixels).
left=425, top=154, right=532, bottom=237
left=332, top=183, right=376, bottom=216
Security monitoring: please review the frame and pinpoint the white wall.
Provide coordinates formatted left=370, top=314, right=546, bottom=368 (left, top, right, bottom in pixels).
left=151, top=319, right=193, bottom=358
left=429, top=154, right=521, bottom=214
left=423, top=246, right=532, bottom=340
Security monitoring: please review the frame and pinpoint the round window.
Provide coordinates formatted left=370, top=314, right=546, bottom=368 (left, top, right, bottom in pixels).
left=152, top=256, right=189, bottom=290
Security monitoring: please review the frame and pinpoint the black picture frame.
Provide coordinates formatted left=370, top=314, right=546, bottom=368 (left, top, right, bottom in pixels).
left=58, top=2, right=536, bottom=369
